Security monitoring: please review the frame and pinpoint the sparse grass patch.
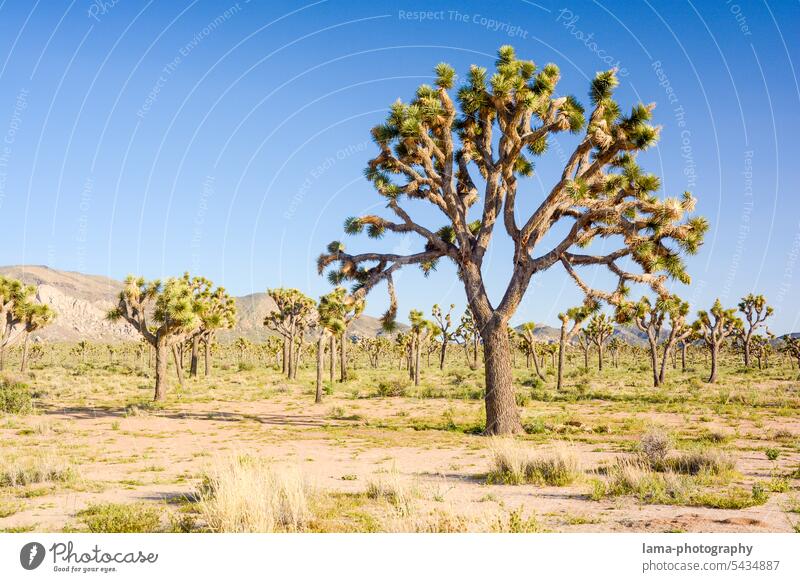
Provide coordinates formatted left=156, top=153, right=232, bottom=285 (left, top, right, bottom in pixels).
left=365, top=469, right=417, bottom=516
left=0, top=454, right=78, bottom=488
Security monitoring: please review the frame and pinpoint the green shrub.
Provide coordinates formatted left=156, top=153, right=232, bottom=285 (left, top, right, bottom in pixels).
left=77, top=503, right=162, bottom=533
left=375, top=379, right=408, bottom=398
left=0, top=378, right=33, bottom=414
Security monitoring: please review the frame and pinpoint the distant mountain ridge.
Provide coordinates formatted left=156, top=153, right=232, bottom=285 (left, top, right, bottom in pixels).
left=0, top=265, right=400, bottom=343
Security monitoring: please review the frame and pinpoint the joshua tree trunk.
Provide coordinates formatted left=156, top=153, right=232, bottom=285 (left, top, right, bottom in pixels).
left=329, top=335, right=336, bottom=383
left=315, top=333, right=325, bottom=404
left=154, top=337, right=169, bottom=401
left=281, top=339, right=288, bottom=375
left=531, top=348, right=545, bottom=381
left=597, top=344, right=604, bottom=371
left=481, top=321, right=522, bottom=435
left=648, top=337, right=660, bottom=388
left=20, top=333, right=30, bottom=372
left=414, top=340, right=421, bottom=386
left=708, top=345, right=719, bottom=383
left=439, top=340, right=447, bottom=370
left=0, top=345, right=5, bottom=370
left=681, top=342, right=687, bottom=372
left=557, top=323, right=567, bottom=391
left=204, top=338, right=211, bottom=377
left=190, top=335, right=199, bottom=377
left=172, top=344, right=185, bottom=388
left=340, top=332, right=347, bottom=382
left=742, top=334, right=751, bottom=367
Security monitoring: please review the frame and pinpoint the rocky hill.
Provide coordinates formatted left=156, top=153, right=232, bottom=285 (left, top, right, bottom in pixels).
left=0, top=265, right=399, bottom=343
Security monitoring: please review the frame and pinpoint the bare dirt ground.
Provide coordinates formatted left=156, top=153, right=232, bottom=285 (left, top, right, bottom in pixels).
left=2, top=358, right=799, bottom=533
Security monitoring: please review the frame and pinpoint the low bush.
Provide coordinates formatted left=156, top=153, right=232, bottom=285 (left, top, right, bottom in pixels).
left=78, top=502, right=161, bottom=533
left=0, top=378, right=33, bottom=414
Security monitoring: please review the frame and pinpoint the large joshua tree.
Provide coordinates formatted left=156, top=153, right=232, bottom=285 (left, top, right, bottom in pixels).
left=108, top=275, right=206, bottom=401
left=318, top=46, right=708, bottom=434
left=693, top=299, right=743, bottom=383
left=736, top=293, right=773, bottom=368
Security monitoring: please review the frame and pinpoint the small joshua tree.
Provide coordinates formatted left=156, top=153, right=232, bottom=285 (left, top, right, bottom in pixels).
left=192, top=284, right=237, bottom=377
left=736, top=294, right=773, bottom=368
left=519, top=322, right=544, bottom=380
left=557, top=303, right=597, bottom=390
left=693, top=299, right=743, bottom=383
left=617, top=294, right=692, bottom=387
left=431, top=303, right=456, bottom=370
left=781, top=336, right=800, bottom=369
left=317, top=47, right=707, bottom=434
left=18, top=302, right=55, bottom=372
left=408, top=309, right=434, bottom=386
left=0, top=276, right=35, bottom=370
left=316, top=289, right=346, bottom=403
left=583, top=313, right=614, bottom=371
left=455, top=308, right=480, bottom=370
left=108, top=274, right=207, bottom=401
left=263, top=288, right=315, bottom=380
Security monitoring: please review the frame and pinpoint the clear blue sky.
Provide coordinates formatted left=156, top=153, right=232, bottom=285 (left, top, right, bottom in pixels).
left=0, top=0, right=798, bottom=331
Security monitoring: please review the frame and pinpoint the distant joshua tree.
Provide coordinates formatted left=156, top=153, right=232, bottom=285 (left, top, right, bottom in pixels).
left=431, top=303, right=456, bottom=370
left=455, top=308, right=480, bottom=370
left=0, top=276, right=35, bottom=370
left=317, top=47, right=707, bottom=433
left=18, top=302, right=55, bottom=372
left=192, top=284, right=237, bottom=377
left=617, top=295, right=692, bottom=387
left=557, top=304, right=596, bottom=390
left=408, top=310, right=434, bottom=386
left=263, top=288, right=315, bottom=380
left=736, top=294, right=773, bottom=368
left=108, top=274, right=213, bottom=400
left=693, top=299, right=743, bottom=383
left=519, top=322, right=544, bottom=380
left=316, top=289, right=346, bottom=403
left=583, top=314, right=614, bottom=371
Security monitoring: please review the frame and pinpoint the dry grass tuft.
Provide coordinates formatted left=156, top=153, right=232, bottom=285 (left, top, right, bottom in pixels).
left=0, top=454, right=78, bottom=488
left=488, top=438, right=580, bottom=486
left=198, top=455, right=312, bottom=533
left=365, top=468, right=418, bottom=515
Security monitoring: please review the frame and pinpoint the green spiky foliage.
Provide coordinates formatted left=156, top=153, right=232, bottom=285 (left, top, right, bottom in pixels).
left=192, top=282, right=237, bottom=377
left=693, top=299, right=743, bottom=383
left=263, top=288, right=315, bottom=380
left=107, top=273, right=212, bottom=400
left=616, top=294, right=691, bottom=386
left=0, top=276, right=36, bottom=370
left=736, top=293, right=773, bottom=368
left=317, top=46, right=707, bottom=435
left=431, top=303, right=456, bottom=370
